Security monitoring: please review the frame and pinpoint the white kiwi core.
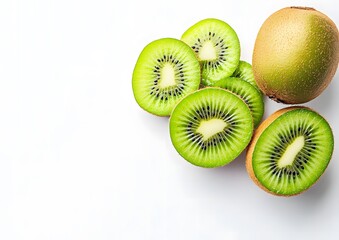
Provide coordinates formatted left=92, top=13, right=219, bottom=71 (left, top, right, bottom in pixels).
left=159, top=63, right=177, bottom=88
left=277, top=136, right=305, bottom=168
left=196, top=118, right=227, bottom=141
left=198, top=41, right=217, bottom=61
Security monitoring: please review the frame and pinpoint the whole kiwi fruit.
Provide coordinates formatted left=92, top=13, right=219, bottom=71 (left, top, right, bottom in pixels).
left=253, top=7, right=339, bottom=104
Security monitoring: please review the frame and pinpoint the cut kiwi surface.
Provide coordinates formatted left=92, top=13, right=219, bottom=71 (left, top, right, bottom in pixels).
left=181, top=18, right=240, bottom=86
left=132, top=38, right=201, bottom=116
left=231, top=61, right=260, bottom=91
left=170, top=88, right=253, bottom=168
left=246, top=107, right=334, bottom=196
left=214, top=77, right=264, bottom=127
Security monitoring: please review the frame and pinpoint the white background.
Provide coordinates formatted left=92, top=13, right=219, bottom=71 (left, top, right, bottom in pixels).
left=0, top=0, right=338, bottom=239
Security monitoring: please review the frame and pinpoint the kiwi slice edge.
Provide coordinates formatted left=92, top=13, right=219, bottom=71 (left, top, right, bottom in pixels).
left=231, top=60, right=261, bottom=93
left=213, top=77, right=264, bottom=127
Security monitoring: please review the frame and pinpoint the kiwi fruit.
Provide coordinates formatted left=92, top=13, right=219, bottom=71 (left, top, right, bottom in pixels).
left=181, top=18, right=240, bottom=86
left=213, top=77, right=264, bottom=127
left=170, top=87, right=253, bottom=168
left=253, top=7, right=339, bottom=104
left=230, top=61, right=260, bottom=92
left=246, top=107, right=334, bottom=196
left=132, top=38, right=201, bottom=116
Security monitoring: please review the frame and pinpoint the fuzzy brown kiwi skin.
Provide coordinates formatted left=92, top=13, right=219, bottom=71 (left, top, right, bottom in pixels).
left=246, top=106, right=332, bottom=197
left=253, top=7, right=339, bottom=104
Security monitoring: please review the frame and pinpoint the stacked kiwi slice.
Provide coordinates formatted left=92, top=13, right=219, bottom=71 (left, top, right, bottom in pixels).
left=230, top=61, right=260, bottom=92
left=213, top=78, right=264, bottom=128
left=132, top=15, right=335, bottom=197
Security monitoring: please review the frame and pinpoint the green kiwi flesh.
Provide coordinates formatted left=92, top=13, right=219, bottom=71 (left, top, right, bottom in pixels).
left=170, top=88, right=253, bottom=168
left=214, top=77, right=264, bottom=127
left=251, top=108, right=333, bottom=196
left=181, top=18, right=240, bottom=86
left=231, top=61, right=260, bottom=92
left=132, top=38, right=201, bottom=116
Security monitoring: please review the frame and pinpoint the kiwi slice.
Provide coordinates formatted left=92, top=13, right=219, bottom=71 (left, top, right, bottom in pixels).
left=170, top=88, right=253, bottom=168
left=246, top=107, right=334, bottom=196
left=214, top=77, right=264, bottom=127
left=231, top=60, right=260, bottom=91
left=132, top=38, right=201, bottom=116
left=181, top=18, right=240, bottom=86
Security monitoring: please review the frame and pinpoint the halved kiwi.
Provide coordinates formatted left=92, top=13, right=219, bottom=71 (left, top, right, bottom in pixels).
left=132, top=38, right=201, bottom=116
left=231, top=61, right=260, bottom=91
left=246, top=107, right=334, bottom=196
left=181, top=18, right=240, bottom=86
left=213, top=77, right=264, bottom=127
left=170, top=88, right=253, bottom=168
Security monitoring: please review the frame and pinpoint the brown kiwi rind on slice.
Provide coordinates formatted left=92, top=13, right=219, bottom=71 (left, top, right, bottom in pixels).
left=246, top=107, right=334, bottom=196
left=181, top=18, right=240, bottom=86
left=170, top=87, right=253, bottom=168
left=132, top=38, right=201, bottom=116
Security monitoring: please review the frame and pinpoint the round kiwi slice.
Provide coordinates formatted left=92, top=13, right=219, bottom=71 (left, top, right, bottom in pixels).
left=213, top=77, right=264, bottom=128
left=230, top=61, right=260, bottom=92
left=170, top=88, right=253, bottom=168
left=246, top=107, right=334, bottom=196
left=181, top=18, right=240, bottom=86
left=132, top=38, right=201, bottom=116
